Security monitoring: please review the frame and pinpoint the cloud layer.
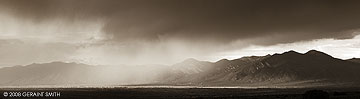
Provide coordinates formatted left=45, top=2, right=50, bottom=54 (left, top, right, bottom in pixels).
left=2, top=0, right=360, bottom=43
left=1, top=0, right=360, bottom=65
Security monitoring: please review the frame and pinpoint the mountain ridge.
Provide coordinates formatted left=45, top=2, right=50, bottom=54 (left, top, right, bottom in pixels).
left=348, top=58, right=360, bottom=63
left=163, top=50, right=360, bottom=86
left=0, top=50, right=359, bottom=87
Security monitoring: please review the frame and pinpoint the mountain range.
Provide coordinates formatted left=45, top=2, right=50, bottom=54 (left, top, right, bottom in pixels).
left=0, top=50, right=360, bottom=87
left=0, top=62, right=170, bottom=86
left=162, top=50, right=360, bottom=87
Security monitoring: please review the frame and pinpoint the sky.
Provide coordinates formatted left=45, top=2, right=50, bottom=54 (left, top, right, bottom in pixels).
left=0, top=0, right=360, bottom=66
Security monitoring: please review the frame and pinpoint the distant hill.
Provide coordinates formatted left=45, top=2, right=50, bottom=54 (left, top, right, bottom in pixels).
left=162, top=50, right=360, bottom=87
left=0, top=50, right=360, bottom=87
left=348, top=58, right=360, bottom=63
left=0, top=62, right=169, bottom=86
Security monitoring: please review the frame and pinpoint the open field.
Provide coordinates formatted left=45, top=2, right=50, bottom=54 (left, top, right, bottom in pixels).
left=0, top=87, right=360, bottom=99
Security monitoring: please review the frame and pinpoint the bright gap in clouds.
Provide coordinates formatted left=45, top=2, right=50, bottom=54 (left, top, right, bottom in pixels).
left=70, top=34, right=360, bottom=66
left=216, top=34, right=360, bottom=61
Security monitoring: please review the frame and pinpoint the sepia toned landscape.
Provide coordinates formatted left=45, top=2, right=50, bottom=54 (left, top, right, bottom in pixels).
left=1, top=0, right=360, bottom=98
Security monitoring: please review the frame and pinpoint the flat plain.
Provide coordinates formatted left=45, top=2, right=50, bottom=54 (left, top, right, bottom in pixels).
left=1, top=87, right=360, bottom=99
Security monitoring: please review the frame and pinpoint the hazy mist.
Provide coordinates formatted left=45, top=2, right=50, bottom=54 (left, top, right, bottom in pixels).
left=0, top=0, right=360, bottom=66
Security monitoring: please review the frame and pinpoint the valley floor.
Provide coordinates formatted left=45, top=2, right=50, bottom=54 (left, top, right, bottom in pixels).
left=0, top=87, right=360, bottom=99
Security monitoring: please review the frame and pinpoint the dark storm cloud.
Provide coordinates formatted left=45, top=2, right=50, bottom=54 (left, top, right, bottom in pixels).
left=2, top=0, right=360, bottom=45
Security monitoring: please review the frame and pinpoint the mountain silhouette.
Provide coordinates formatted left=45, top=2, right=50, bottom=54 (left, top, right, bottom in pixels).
left=348, top=58, right=360, bottom=63
left=0, top=50, right=359, bottom=87
left=164, top=50, right=360, bottom=87
left=0, top=62, right=169, bottom=86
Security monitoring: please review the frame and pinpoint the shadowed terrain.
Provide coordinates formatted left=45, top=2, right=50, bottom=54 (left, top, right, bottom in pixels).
left=0, top=50, right=359, bottom=88
left=1, top=87, right=360, bottom=99
left=161, top=50, right=360, bottom=87
left=0, top=50, right=360, bottom=99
